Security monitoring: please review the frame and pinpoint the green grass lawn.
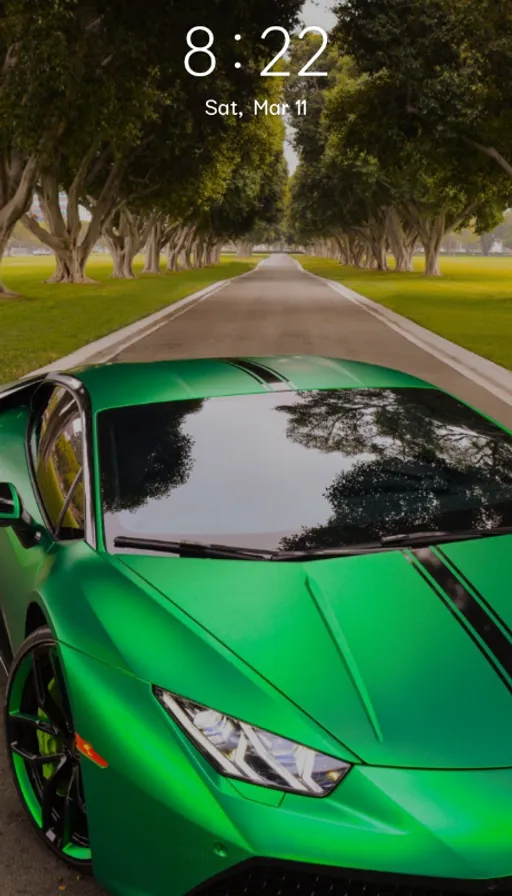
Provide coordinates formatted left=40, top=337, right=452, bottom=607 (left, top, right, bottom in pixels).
left=0, top=254, right=259, bottom=385
left=297, top=254, right=512, bottom=371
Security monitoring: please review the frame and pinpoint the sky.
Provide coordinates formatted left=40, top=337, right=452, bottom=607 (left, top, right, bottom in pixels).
left=285, top=1, right=336, bottom=172
left=301, top=0, right=337, bottom=30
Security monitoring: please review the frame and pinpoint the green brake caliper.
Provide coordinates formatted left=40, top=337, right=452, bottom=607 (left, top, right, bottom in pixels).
left=36, top=678, right=64, bottom=782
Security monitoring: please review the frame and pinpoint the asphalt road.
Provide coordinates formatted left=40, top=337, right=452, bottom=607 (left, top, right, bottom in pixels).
left=2, top=253, right=512, bottom=896
left=113, top=254, right=512, bottom=428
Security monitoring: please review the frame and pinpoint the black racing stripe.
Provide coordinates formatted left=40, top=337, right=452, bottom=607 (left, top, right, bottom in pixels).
left=226, top=358, right=289, bottom=385
left=409, top=547, right=512, bottom=694
left=437, top=545, right=512, bottom=641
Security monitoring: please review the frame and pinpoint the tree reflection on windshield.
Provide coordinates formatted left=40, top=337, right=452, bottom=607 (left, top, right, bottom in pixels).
left=276, top=389, right=512, bottom=550
left=101, top=399, right=204, bottom=513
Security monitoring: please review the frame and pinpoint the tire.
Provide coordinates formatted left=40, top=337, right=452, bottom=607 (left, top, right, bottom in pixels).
left=4, top=625, right=92, bottom=871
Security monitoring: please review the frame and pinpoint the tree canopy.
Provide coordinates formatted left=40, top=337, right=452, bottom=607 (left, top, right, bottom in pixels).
left=0, top=0, right=302, bottom=290
left=286, top=1, right=512, bottom=276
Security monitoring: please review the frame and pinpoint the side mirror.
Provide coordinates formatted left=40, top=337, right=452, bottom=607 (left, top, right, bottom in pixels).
left=0, top=483, right=22, bottom=526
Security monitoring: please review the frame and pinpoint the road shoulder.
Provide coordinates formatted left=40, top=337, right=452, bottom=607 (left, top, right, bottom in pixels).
left=297, top=260, right=512, bottom=407
left=26, top=264, right=262, bottom=375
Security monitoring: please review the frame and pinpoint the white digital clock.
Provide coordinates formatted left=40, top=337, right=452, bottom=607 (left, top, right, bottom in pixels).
left=184, top=26, right=329, bottom=78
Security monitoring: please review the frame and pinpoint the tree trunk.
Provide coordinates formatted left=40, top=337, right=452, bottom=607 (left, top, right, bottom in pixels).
left=104, top=234, right=126, bottom=278
left=146, top=239, right=160, bottom=273
left=363, top=216, right=389, bottom=272
left=387, top=208, right=417, bottom=272
left=47, top=251, right=97, bottom=284
left=104, top=208, right=156, bottom=279
left=0, top=152, right=40, bottom=295
left=192, top=238, right=203, bottom=268
left=326, top=238, right=337, bottom=260
left=167, top=242, right=179, bottom=273
left=0, top=230, right=19, bottom=297
left=424, top=244, right=442, bottom=277
left=421, top=216, right=445, bottom=277
left=332, top=235, right=348, bottom=265
left=167, top=246, right=181, bottom=274
left=480, top=233, right=494, bottom=256
left=350, top=237, right=367, bottom=268
left=236, top=240, right=253, bottom=257
left=122, top=227, right=139, bottom=279
left=370, top=234, right=389, bottom=271
left=347, top=236, right=358, bottom=267
left=183, top=239, right=194, bottom=269
left=107, top=242, right=136, bottom=279
left=404, top=242, right=416, bottom=271
left=123, top=246, right=136, bottom=279
left=143, top=218, right=182, bottom=274
left=22, top=161, right=123, bottom=284
left=403, top=206, right=448, bottom=278
left=111, top=247, right=126, bottom=278
left=166, top=225, right=190, bottom=272
left=0, top=152, right=41, bottom=297
left=167, top=245, right=178, bottom=272
left=409, top=202, right=476, bottom=277
left=143, top=223, right=162, bottom=274
left=46, top=251, right=95, bottom=284
left=0, top=279, right=17, bottom=297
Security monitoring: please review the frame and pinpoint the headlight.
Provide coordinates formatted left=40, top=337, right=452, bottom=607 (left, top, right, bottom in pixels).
left=154, top=688, right=351, bottom=796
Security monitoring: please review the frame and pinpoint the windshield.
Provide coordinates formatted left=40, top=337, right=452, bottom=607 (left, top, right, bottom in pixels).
left=97, top=388, right=512, bottom=553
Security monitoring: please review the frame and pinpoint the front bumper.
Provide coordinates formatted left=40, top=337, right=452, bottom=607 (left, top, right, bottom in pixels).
left=61, top=645, right=512, bottom=896
left=193, top=861, right=512, bottom=895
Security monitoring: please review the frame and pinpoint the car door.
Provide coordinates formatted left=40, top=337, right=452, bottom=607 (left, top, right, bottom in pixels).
left=0, top=382, right=87, bottom=663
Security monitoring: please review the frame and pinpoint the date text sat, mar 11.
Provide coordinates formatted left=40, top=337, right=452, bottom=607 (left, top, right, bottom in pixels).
left=205, top=99, right=307, bottom=118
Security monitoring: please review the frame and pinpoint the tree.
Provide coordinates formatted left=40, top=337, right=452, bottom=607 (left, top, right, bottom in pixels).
left=480, top=233, right=494, bottom=256
left=286, top=7, right=511, bottom=276
left=322, top=54, right=510, bottom=275
left=333, top=0, right=512, bottom=191
left=0, top=0, right=111, bottom=295
left=103, top=208, right=157, bottom=279
left=185, top=93, right=289, bottom=263
left=9, top=0, right=304, bottom=286
left=7, top=0, right=174, bottom=285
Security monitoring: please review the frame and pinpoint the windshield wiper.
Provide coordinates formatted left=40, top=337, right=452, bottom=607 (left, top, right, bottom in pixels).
left=381, top=526, right=512, bottom=547
left=114, top=526, right=512, bottom=562
left=113, top=536, right=276, bottom=560
left=272, top=525, right=512, bottom=559
left=273, top=543, right=390, bottom=561
left=114, top=536, right=389, bottom=562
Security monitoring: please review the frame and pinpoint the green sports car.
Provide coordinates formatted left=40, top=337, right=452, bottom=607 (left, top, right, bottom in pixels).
left=2, top=355, right=512, bottom=896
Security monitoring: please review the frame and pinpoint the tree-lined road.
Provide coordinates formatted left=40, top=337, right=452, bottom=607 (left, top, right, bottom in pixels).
left=2, top=254, right=512, bottom=896
left=112, top=255, right=512, bottom=429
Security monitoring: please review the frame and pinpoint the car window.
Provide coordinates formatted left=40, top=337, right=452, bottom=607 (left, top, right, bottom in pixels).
left=97, top=388, right=512, bottom=552
left=32, top=386, right=86, bottom=538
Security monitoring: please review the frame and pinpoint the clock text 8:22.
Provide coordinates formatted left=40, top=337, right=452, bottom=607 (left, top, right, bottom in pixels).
left=185, top=26, right=329, bottom=78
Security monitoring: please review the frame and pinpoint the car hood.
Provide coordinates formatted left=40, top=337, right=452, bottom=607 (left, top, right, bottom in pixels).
left=118, top=535, right=512, bottom=770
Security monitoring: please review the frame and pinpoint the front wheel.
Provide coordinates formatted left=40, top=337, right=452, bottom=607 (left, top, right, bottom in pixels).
left=4, top=626, right=92, bottom=870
